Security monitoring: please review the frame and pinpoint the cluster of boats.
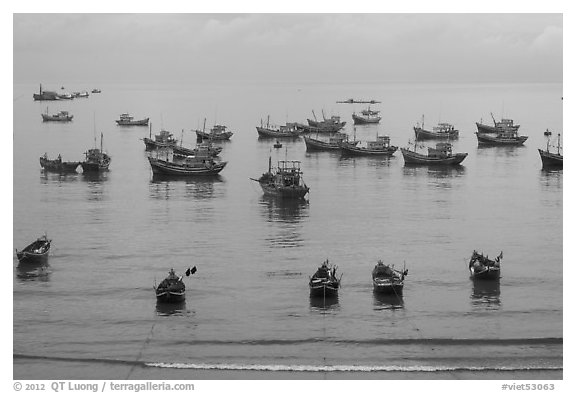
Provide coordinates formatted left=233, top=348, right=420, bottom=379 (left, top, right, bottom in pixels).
left=39, top=133, right=111, bottom=174
left=33, top=84, right=99, bottom=101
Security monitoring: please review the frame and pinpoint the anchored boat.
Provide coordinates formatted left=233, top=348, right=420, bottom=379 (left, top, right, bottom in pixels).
left=309, top=259, right=341, bottom=298
left=251, top=158, right=309, bottom=199
left=476, top=113, right=520, bottom=134
left=33, top=84, right=59, bottom=101
left=538, top=133, right=563, bottom=168
left=116, top=113, right=149, bottom=126
left=41, top=109, right=73, bottom=122
left=154, top=267, right=196, bottom=303
left=196, top=119, right=234, bottom=141
left=413, top=115, right=458, bottom=140
left=256, top=116, right=303, bottom=138
left=148, top=149, right=227, bottom=176
left=39, top=153, right=80, bottom=173
left=307, top=110, right=346, bottom=132
left=304, top=132, right=356, bottom=151
left=352, top=107, right=382, bottom=125
left=143, top=126, right=178, bottom=150
left=469, top=250, right=502, bottom=280
left=16, top=235, right=51, bottom=263
left=81, top=133, right=111, bottom=172
left=340, top=135, right=397, bottom=156
left=401, top=141, right=467, bottom=165
left=475, top=129, right=528, bottom=146
left=372, top=261, right=408, bottom=295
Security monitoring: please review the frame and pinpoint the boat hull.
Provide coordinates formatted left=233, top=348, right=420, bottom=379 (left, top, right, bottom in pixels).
left=116, top=118, right=149, bottom=126
left=143, top=138, right=178, bottom=151
left=352, top=114, right=381, bottom=125
left=41, top=114, right=73, bottom=122
left=196, top=130, right=233, bottom=140
left=372, top=279, right=404, bottom=295
left=155, top=290, right=186, bottom=303
left=303, top=136, right=342, bottom=151
left=16, top=238, right=51, bottom=263
left=309, top=283, right=339, bottom=298
left=469, top=266, right=501, bottom=281
left=148, top=157, right=226, bottom=176
left=256, top=127, right=301, bottom=138
left=538, top=149, right=563, bottom=168
left=476, top=133, right=528, bottom=146
left=414, top=127, right=459, bottom=140
left=341, top=143, right=397, bottom=156
left=81, top=162, right=110, bottom=172
left=259, top=183, right=309, bottom=198
left=400, top=148, right=468, bottom=165
left=40, top=157, right=80, bottom=173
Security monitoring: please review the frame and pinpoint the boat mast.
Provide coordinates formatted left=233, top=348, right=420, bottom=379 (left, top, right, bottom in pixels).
left=490, top=112, right=497, bottom=126
left=203, top=118, right=206, bottom=133
left=149, top=123, right=152, bottom=139
left=267, top=115, right=270, bottom=129
left=558, top=133, right=561, bottom=155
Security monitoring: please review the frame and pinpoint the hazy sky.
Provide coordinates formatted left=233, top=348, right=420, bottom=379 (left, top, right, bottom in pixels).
left=13, top=13, right=562, bottom=84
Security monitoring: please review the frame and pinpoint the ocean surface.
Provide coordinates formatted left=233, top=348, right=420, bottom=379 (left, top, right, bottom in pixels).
left=12, top=81, right=563, bottom=379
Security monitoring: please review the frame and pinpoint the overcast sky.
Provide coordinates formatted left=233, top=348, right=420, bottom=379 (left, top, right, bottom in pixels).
left=13, top=13, right=562, bottom=84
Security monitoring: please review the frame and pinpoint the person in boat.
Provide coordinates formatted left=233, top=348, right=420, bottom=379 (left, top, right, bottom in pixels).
left=57, top=154, right=62, bottom=162
left=43, top=152, right=48, bottom=160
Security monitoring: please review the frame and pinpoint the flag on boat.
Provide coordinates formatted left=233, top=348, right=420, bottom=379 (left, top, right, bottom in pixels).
left=186, top=266, right=197, bottom=276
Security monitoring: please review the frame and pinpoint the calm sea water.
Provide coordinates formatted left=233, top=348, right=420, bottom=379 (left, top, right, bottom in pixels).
left=13, top=81, right=563, bottom=378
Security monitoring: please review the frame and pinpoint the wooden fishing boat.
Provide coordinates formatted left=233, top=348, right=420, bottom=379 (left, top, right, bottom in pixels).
left=469, top=250, right=502, bottom=280
left=154, top=267, right=196, bottom=303
left=475, top=129, right=528, bottom=146
left=196, top=123, right=234, bottom=141
left=307, top=110, right=346, bottom=132
left=303, top=133, right=357, bottom=151
left=251, top=158, right=309, bottom=199
left=57, top=92, right=74, bottom=100
left=352, top=107, right=381, bottom=125
left=116, top=113, right=149, bottom=126
left=544, top=129, right=552, bottom=136
left=81, top=133, right=111, bottom=172
left=401, top=141, right=468, bottom=165
left=72, top=91, right=89, bottom=98
left=143, top=128, right=178, bottom=150
left=41, top=110, right=73, bottom=122
left=173, top=141, right=222, bottom=158
left=340, top=135, right=397, bottom=156
left=309, top=259, right=341, bottom=298
left=16, top=235, right=51, bottom=263
left=33, top=84, right=59, bottom=101
left=413, top=115, right=458, bottom=140
left=538, top=133, right=563, bottom=168
left=256, top=116, right=303, bottom=138
left=148, top=151, right=227, bottom=176
left=273, top=140, right=282, bottom=148
left=476, top=113, right=520, bottom=134
left=39, top=153, right=80, bottom=173
left=91, top=88, right=101, bottom=93
left=372, top=260, right=408, bottom=295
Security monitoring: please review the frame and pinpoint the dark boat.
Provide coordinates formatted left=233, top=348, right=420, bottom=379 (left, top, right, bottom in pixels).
left=340, top=135, right=397, bottom=156
left=469, top=250, right=502, bottom=281
left=401, top=141, right=468, bottom=165
left=33, top=84, right=59, bottom=101
left=256, top=116, right=303, bottom=138
left=154, top=267, right=196, bottom=303
left=475, top=129, right=528, bottom=146
left=81, top=133, right=111, bottom=172
left=538, top=133, right=563, bottom=168
left=72, top=91, right=89, bottom=98
left=307, top=110, right=346, bottom=132
left=91, top=88, right=101, bottom=93
left=143, top=127, right=179, bottom=150
left=352, top=107, right=381, bottom=125
left=544, top=129, right=552, bottom=136
left=16, top=235, right=51, bottom=263
left=372, top=260, right=408, bottom=295
left=57, top=92, right=74, bottom=100
left=39, top=153, right=80, bottom=173
left=195, top=121, right=234, bottom=141
left=116, top=113, right=149, bottom=126
left=148, top=150, right=227, bottom=176
left=273, top=140, right=282, bottom=148
left=41, top=109, right=73, bottom=122
left=309, top=259, right=341, bottom=298
left=476, top=113, right=520, bottom=134
left=251, top=158, right=310, bottom=199
left=303, top=132, right=357, bottom=151
left=413, top=115, right=459, bottom=140
left=173, top=131, right=222, bottom=158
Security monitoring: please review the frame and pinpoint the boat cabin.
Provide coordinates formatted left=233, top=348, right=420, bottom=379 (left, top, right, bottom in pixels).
left=276, top=160, right=304, bottom=187
left=366, top=135, right=391, bottom=150
left=427, top=142, right=453, bottom=158
left=155, top=130, right=177, bottom=143
left=432, top=123, right=455, bottom=132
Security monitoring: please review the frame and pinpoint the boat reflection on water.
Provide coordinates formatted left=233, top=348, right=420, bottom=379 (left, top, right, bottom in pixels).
left=373, top=292, right=405, bottom=311
left=402, top=165, right=466, bottom=179
left=540, top=168, right=563, bottom=190
left=40, top=171, right=80, bottom=185
left=149, top=174, right=223, bottom=200
left=309, top=294, right=340, bottom=312
left=470, top=280, right=501, bottom=309
left=259, top=195, right=309, bottom=224
left=155, top=301, right=190, bottom=317
left=16, top=261, right=51, bottom=282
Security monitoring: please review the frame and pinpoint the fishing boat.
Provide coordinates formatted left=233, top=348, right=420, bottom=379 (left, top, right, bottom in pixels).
left=148, top=150, right=227, bottom=176
left=33, top=84, right=60, bottom=101
left=195, top=121, right=234, bottom=141
left=352, top=107, right=382, bottom=125
left=72, top=91, right=89, bottom=98
left=538, top=133, right=563, bottom=168
left=115, top=113, right=149, bottom=126
left=309, top=259, right=341, bottom=298
left=250, top=158, right=310, bottom=199
left=39, top=153, right=80, bottom=173
left=172, top=130, right=222, bottom=158
left=15, top=235, right=51, bottom=263
left=372, top=260, right=408, bottom=295
left=154, top=267, right=196, bottom=303
left=401, top=141, right=468, bottom=165
left=469, top=250, right=502, bottom=281
left=91, top=88, right=101, bottom=93
left=41, top=109, right=73, bottom=122
left=143, top=126, right=178, bottom=150
left=303, top=132, right=357, bottom=151
left=81, top=133, right=111, bottom=172
left=340, top=135, right=398, bottom=156
left=476, top=113, right=520, bottom=134
left=544, top=129, right=552, bottom=136
left=273, top=140, right=282, bottom=148
left=475, top=129, right=528, bottom=146
left=413, top=115, right=459, bottom=140
left=57, top=92, right=74, bottom=100
left=307, top=110, right=346, bottom=132
left=256, top=116, right=303, bottom=138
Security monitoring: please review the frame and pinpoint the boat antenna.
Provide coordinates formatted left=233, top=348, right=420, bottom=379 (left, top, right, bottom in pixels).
left=203, top=118, right=206, bottom=132
left=149, top=122, right=152, bottom=139
left=180, top=129, right=184, bottom=147
left=312, top=110, right=317, bottom=122
left=267, top=115, right=270, bottom=128
left=93, top=112, right=97, bottom=148
left=101, top=132, right=104, bottom=153
left=322, top=109, right=326, bottom=121
left=558, top=133, right=561, bottom=155
left=490, top=112, right=496, bottom=126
